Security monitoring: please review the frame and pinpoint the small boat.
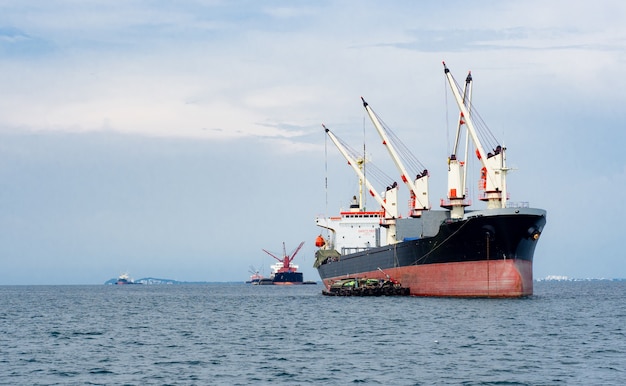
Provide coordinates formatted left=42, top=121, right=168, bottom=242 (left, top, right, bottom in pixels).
left=245, top=266, right=264, bottom=284
left=115, top=273, right=139, bottom=285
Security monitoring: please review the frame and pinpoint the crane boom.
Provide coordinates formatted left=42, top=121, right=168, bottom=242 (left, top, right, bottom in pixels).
left=262, top=248, right=282, bottom=262
left=323, top=124, right=398, bottom=245
left=444, top=71, right=472, bottom=218
left=361, top=97, right=430, bottom=217
left=452, top=71, right=472, bottom=157
left=443, top=62, right=507, bottom=209
left=291, top=241, right=305, bottom=260
left=323, top=125, right=398, bottom=218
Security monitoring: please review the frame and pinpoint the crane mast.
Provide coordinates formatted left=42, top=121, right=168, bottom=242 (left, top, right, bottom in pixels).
left=323, top=124, right=398, bottom=245
left=444, top=71, right=472, bottom=219
left=263, top=241, right=304, bottom=272
left=361, top=97, right=430, bottom=218
left=443, top=62, right=508, bottom=209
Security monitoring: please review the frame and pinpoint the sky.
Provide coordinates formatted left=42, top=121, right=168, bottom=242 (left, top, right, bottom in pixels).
left=1, top=1, right=625, bottom=284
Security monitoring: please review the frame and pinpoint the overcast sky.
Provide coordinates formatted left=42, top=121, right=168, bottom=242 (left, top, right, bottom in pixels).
left=1, top=1, right=625, bottom=284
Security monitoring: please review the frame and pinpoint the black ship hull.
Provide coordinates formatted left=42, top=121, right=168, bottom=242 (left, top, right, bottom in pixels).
left=315, top=208, right=546, bottom=297
left=273, top=271, right=303, bottom=285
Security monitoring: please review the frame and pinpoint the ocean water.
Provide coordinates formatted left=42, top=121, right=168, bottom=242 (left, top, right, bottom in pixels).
left=1, top=281, right=625, bottom=385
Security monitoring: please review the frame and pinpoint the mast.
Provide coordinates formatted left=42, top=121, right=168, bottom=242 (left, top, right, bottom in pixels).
left=323, top=124, right=399, bottom=245
left=443, top=62, right=508, bottom=209
left=443, top=71, right=472, bottom=219
left=462, top=72, right=472, bottom=204
left=361, top=97, right=430, bottom=217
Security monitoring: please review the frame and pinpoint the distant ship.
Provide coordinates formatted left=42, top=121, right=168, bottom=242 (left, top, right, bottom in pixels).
left=245, top=266, right=264, bottom=284
left=115, top=273, right=139, bottom=285
left=314, top=62, right=546, bottom=297
left=263, top=242, right=305, bottom=285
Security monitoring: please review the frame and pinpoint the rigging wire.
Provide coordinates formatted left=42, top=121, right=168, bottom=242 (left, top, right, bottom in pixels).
left=332, top=132, right=396, bottom=189
left=447, top=71, right=501, bottom=154
left=412, top=220, right=472, bottom=265
left=369, top=109, right=427, bottom=174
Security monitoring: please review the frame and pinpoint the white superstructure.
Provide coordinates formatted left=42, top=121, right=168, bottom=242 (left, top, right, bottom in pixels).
left=315, top=209, right=386, bottom=256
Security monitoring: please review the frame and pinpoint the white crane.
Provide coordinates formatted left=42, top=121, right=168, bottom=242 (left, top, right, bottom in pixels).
left=443, top=70, right=473, bottom=219
left=323, top=124, right=399, bottom=245
left=361, top=97, right=430, bottom=218
left=443, top=62, right=508, bottom=210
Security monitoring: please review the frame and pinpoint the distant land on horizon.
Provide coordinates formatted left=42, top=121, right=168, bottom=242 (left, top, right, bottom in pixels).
left=104, top=277, right=223, bottom=285
left=536, top=276, right=625, bottom=282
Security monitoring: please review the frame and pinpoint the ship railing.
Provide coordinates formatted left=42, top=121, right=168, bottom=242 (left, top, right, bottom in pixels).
left=341, top=246, right=372, bottom=255
left=506, top=201, right=530, bottom=208
left=478, top=191, right=511, bottom=201
left=439, top=197, right=472, bottom=207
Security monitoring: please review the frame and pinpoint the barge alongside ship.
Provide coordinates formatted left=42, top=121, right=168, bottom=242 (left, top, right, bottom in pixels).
left=322, top=277, right=410, bottom=297
left=314, top=62, right=546, bottom=297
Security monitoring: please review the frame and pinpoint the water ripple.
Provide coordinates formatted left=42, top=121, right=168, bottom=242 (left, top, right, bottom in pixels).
left=0, top=282, right=625, bottom=384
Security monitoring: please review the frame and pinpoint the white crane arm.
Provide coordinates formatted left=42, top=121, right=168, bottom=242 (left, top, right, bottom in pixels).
left=323, top=125, right=399, bottom=218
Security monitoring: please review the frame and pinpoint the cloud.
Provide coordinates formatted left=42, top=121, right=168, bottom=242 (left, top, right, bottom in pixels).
left=0, top=26, right=56, bottom=57
left=7, top=1, right=623, bottom=142
left=2, top=1, right=626, bottom=283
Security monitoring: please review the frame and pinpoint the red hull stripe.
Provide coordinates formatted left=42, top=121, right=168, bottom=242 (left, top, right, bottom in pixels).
left=323, top=260, right=533, bottom=298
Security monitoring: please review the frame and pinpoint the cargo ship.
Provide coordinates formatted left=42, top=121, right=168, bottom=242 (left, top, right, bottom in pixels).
left=314, top=62, right=547, bottom=297
left=263, top=242, right=305, bottom=285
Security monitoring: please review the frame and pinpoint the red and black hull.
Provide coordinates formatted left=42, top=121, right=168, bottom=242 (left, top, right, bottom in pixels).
left=316, top=208, right=546, bottom=297
left=273, top=271, right=304, bottom=285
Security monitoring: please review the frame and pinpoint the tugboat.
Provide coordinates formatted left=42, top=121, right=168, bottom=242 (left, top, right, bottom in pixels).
left=262, top=242, right=305, bottom=285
